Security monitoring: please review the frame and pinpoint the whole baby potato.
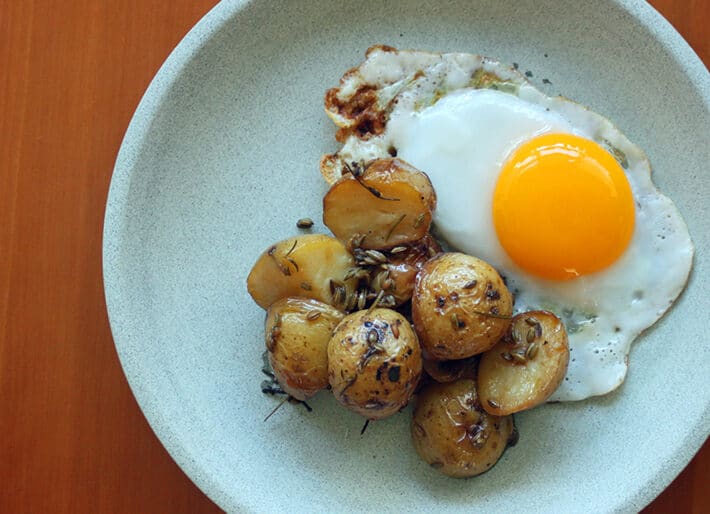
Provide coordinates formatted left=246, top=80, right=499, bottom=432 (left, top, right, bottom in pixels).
left=411, top=378, right=517, bottom=478
left=328, top=308, right=422, bottom=419
left=265, top=297, right=345, bottom=400
left=412, top=253, right=513, bottom=360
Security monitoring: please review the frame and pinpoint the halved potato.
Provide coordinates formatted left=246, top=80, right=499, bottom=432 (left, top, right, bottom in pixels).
left=412, top=253, right=513, bottom=361
left=265, top=297, right=345, bottom=400
left=323, top=158, right=436, bottom=250
left=478, top=311, right=569, bottom=416
left=247, top=234, right=357, bottom=310
left=328, top=308, right=422, bottom=420
left=411, top=378, right=517, bottom=478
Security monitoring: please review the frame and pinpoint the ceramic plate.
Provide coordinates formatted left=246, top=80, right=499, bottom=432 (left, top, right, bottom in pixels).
left=103, top=1, right=710, bottom=511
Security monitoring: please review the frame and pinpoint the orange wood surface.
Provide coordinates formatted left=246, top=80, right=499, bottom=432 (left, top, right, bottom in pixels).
left=1, top=1, right=707, bottom=512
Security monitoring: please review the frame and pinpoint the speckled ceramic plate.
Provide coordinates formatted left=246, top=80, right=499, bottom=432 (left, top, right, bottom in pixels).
left=103, top=1, right=710, bottom=512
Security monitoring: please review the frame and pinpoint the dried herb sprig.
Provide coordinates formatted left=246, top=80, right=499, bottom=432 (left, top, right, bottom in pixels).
left=344, top=160, right=400, bottom=202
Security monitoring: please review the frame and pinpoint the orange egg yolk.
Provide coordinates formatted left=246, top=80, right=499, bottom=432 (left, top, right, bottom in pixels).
left=492, top=133, right=635, bottom=280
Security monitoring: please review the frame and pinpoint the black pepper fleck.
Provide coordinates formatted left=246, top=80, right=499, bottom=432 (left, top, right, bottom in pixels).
left=486, top=285, right=500, bottom=301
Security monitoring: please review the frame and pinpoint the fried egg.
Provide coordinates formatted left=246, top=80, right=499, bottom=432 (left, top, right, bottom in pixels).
left=322, top=46, right=693, bottom=401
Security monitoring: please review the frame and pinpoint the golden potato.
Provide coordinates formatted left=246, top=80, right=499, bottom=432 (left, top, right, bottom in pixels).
left=323, top=158, right=436, bottom=250
left=411, top=378, right=517, bottom=478
left=478, top=311, right=569, bottom=415
left=247, top=234, right=357, bottom=310
left=412, top=253, right=513, bottom=361
left=328, top=308, right=422, bottom=419
left=265, top=297, right=345, bottom=400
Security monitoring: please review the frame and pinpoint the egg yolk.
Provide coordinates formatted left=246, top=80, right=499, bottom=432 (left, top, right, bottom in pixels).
left=492, top=133, right=635, bottom=280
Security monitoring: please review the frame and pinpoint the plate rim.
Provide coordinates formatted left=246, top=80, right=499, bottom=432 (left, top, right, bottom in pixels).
left=102, top=0, right=710, bottom=511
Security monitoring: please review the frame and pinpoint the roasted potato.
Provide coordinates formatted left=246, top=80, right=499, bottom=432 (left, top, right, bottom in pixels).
left=265, top=297, right=345, bottom=400
left=365, top=234, right=442, bottom=306
left=323, top=158, right=436, bottom=250
left=478, top=311, right=569, bottom=415
left=247, top=234, right=357, bottom=310
left=412, top=253, right=513, bottom=361
left=411, top=378, right=517, bottom=478
left=328, top=308, right=422, bottom=419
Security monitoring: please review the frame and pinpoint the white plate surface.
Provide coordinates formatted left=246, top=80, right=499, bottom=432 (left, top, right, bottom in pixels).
left=104, top=1, right=710, bottom=512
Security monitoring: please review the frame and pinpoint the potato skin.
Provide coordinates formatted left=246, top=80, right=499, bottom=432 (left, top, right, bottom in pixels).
left=411, top=378, right=516, bottom=478
left=247, top=234, right=357, bottom=310
left=412, top=253, right=513, bottom=361
left=328, top=308, right=422, bottom=419
left=323, top=158, right=436, bottom=250
left=478, top=311, right=569, bottom=415
left=265, top=297, right=345, bottom=400
left=369, top=234, right=442, bottom=306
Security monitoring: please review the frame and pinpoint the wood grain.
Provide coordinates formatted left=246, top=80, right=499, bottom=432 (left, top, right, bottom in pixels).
left=0, top=1, right=706, bottom=512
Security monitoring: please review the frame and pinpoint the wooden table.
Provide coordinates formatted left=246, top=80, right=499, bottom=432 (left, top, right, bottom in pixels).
left=1, top=1, right=707, bottom=512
